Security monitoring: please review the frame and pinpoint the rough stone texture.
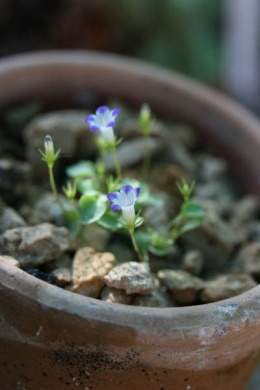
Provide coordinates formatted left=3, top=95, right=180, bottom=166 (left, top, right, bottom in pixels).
left=197, top=154, right=227, bottom=181
left=0, top=158, right=31, bottom=201
left=232, top=196, right=260, bottom=225
left=166, top=125, right=198, bottom=150
left=104, top=262, right=155, bottom=295
left=0, top=223, right=70, bottom=267
left=237, top=243, right=260, bottom=278
left=182, top=250, right=203, bottom=276
left=48, top=255, right=72, bottom=287
left=182, top=208, right=241, bottom=272
left=100, top=286, right=132, bottom=305
left=248, top=222, right=260, bottom=241
left=165, top=141, right=196, bottom=173
left=70, top=247, right=116, bottom=298
left=28, top=193, right=65, bottom=225
left=0, top=207, right=26, bottom=233
left=104, top=137, right=162, bottom=170
left=143, top=192, right=171, bottom=229
left=133, top=287, right=173, bottom=307
left=0, top=255, right=20, bottom=268
left=71, top=225, right=111, bottom=252
left=195, top=180, right=235, bottom=207
left=201, top=274, right=257, bottom=303
left=24, top=110, right=95, bottom=174
left=158, top=270, right=204, bottom=305
left=52, top=267, right=72, bottom=287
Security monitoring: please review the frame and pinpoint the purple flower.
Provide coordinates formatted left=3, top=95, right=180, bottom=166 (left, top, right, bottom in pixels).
left=107, top=184, right=141, bottom=226
left=85, top=106, right=120, bottom=142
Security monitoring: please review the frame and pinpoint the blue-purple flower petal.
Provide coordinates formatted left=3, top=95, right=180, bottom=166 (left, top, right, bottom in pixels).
left=121, top=184, right=133, bottom=194
left=107, top=121, right=116, bottom=127
left=135, top=187, right=141, bottom=198
left=112, top=108, right=121, bottom=117
left=85, top=106, right=120, bottom=140
left=107, top=192, right=118, bottom=202
left=97, top=105, right=108, bottom=114
left=111, top=203, right=121, bottom=212
left=86, top=114, right=96, bottom=123
left=88, top=125, right=99, bottom=133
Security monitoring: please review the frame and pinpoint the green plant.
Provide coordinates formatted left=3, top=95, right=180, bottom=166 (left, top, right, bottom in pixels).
left=40, top=105, right=205, bottom=264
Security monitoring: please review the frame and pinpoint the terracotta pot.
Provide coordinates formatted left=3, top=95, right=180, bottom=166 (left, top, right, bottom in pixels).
left=0, top=51, right=260, bottom=390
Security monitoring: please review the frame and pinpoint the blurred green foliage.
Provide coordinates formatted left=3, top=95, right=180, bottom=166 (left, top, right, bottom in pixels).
left=113, top=0, right=221, bottom=84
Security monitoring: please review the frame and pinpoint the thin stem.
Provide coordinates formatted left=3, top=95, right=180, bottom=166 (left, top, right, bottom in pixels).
left=142, top=134, right=151, bottom=179
left=97, top=145, right=108, bottom=192
left=112, top=145, right=122, bottom=180
left=48, top=165, right=64, bottom=212
left=129, top=229, right=144, bottom=262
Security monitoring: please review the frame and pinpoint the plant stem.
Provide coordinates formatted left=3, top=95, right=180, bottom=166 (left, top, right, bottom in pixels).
left=97, top=145, right=108, bottom=192
left=142, top=134, right=151, bottom=179
left=48, top=164, right=64, bottom=212
left=112, top=145, right=122, bottom=180
left=129, top=228, right=144, bottom=262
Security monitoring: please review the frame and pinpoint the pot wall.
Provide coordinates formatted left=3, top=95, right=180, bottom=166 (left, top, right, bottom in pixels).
left=0, top=51, right=260, bottom=389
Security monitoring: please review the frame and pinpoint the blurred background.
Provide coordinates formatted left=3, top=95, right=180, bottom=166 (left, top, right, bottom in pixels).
left=0, top=0, right=260, bottom=113
left=0, top=0, right=259, bottom=387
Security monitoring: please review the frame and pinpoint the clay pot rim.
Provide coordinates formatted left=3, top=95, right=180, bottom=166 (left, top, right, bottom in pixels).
left=0, top=50, right=260, bottom=328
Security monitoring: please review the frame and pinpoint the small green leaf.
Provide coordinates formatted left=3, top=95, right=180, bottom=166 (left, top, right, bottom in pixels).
left=136, top=230, right=173, bottom=257
left=179, top=219, right=203, bottom=235
left=98, top=210, right=122, bottom=231
left=63, top=207, right=81, bottom=236
left=107, top=176, right=121, bottom=192
left=182, top=202, right=205, bottom=219
left=67, top=161, right=96, bottom=179
left=135, top=216, right=144, bottom=228
left=79, top=191, right=106, bottom=225
left=77, top=178, right=97, bottom=194
left=135, top=231, right=151, bottom=253
left=149, top=233, right=174, bottom=256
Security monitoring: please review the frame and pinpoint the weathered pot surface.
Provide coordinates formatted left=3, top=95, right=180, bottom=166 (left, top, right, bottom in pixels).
left=0, top=51, right=260, bottom=390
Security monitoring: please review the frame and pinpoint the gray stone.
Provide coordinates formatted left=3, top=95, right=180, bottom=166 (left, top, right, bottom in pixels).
left=24, top=110, right=95, bottom=175
left=201, top=273, right=256, bottom=303
left=182, top=250, right=203, bottom=276
left=0, top=223, right=70, bottom=267
left=143, top=192, right=171, bottom=229
left=133, top=287, right=173, bottom=307
left=237, top=243, right=260, bottom=278
left=71, top=225, right=111, bottom=252
left=100, top=286, right=132, bottom=305
left=0, top=159, right=31, bottom=201
left=0, top=255, right=20, bottom=268
left=52, top=267, right=72, bottom=287
left=248, top=222, right=260, bottom=241
left=28, top=193, right=65, bottom=225
left=104, top=261, right=155, bottom=295
left=47, top=255, right=72, bottom=287
left=158, top=270, right=204, bottom=305
left=166, top=125, right=198, bottom=150
left=104, top=137, right=162, bottom=170
left=197, top=155, right=227, bottom=181
left=165, top=142, right=196, bottom=173
left=195, top=180, right=234, bottom=205
left=182, top=208, right=241, bottom=272
left=70, top=247, right=116, bottom=297
left=0, top=207, right=26, bottom=233
left=232, top=196, right=260, bottom=225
